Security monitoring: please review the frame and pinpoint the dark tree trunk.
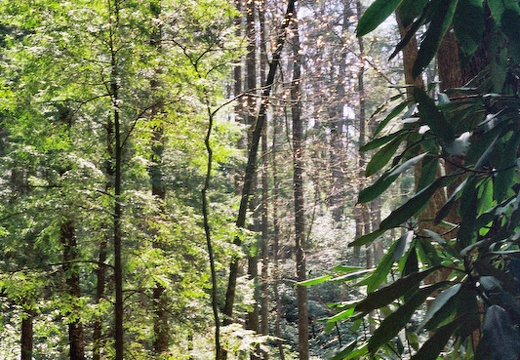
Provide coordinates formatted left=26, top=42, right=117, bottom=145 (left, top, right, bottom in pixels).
left=222, top=1, right=296, bottom=348
left=291, top=14, right=309, bottom=360
left=245, top=0, right=260, bottom=350
left=20, top=311, right=33, bottom=360
left=108, top=1, right=124, bottom=357
left=259, top=1, right=269, bottom=358
left=61, top=219, right=86, bottom=360
left=272, top=115, right=285, bottom=360
left=149, top=1, right=170, bottom=354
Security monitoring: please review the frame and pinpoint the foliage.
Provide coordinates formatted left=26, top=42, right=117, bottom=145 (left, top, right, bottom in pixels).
left=319, top=0, right=520, bottom=358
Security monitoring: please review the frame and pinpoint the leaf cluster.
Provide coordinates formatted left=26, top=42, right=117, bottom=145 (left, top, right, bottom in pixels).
left=314, top=0, right=520, bottom=358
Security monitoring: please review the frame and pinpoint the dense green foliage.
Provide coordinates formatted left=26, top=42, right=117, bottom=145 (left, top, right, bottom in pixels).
left=320, top=0, right=520, bottom=358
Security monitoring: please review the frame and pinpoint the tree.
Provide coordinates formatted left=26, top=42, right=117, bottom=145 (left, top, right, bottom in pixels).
left=323, top=0, right=520, bottom=358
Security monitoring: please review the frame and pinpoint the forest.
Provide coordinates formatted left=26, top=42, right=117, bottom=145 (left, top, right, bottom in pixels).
left=1, top=0, right=520, bottom=359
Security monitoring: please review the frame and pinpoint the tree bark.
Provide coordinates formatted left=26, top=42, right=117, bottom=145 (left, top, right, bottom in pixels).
left=149, top=1, right=170, bottom=354
left=20, top=311, right=33, bottom=360
left=290, top=13, right=309, bottom=360
left=222, top=0, right=296, bottom=340
left=259, top=1, right=270, bottom=358
left=108, top=1, right=124, bottom=357
left=245, top=0, right=260, bottom=354
left=61, top=218, right=86, bottom=360
left=272, top=114, right=285, bottom=360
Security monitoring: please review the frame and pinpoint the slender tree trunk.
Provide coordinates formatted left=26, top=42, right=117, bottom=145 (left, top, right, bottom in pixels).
left=244, top=0, right=261, bottom=352
left=149, top=1, right=170, bottom=354
left=61, top=218, right=86, bottom=360
left=93, top=112, right=114, bottom=360
left=355, top=0, right=372, bottom=267
left=290, top=13, right=309, bottom=360
left=222, top=0, right=296, bottom=345
left=92, top=237, right=107, bottom=360
left=108, top=1, right=124, bottom=357
left=272, top=115, right=285, bottom=360
left=20, top=311, right=33, bottom=360
left=259, top=1, right=269, bottom=358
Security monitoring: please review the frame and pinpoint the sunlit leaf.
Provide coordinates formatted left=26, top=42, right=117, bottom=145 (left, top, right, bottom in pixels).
left=356, top=0, right=403, bottom=37
left=354, top=267, right=441, bottom=314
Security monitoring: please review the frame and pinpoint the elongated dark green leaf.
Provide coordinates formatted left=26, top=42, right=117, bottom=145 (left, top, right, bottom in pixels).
left=368, top=282, right=450, bottom=353
left=330, top=340, right=358, bottom=360
left=364, top=240, right=397, bottom=293
left=332, top=265, right=366, bottom=273
left=393, top=230, right=414, bottom=262
left=453, top=0, right=485, bottom=57
left=414, top=88, right=455, bottom=142
left=349, top=228, right=386, bottom=247
left=330, top=269, right=373, bottom=283
left=494, top=133, right=520, bottom=202
left=373, top=100, right=412, bottom=137
left=327, top=308, right=356, bottom=323
left=354, top=267, right=440, bottom=313
left=359, top=153, right=426, bottom=204
left=417, top=155, right=439, bottom=191
left=356, top=0, right=403, bottom=37
left=379, top=176, right=448, bottom=230
left=397, top=0, right=429, bottom=27
left=435, top=178, right=467, bottom=224
left=480, top=305, right=520, bottom=359
left=360, top=131, right=403, bottom=152
left=358, top=173, right=399, bottom=204
left=365, top=137, right=402, bottom=176
left=419, top=283, right=461, bottom=331
left=298, top=274, right=331, bottom=286
left=413, top=0, right=459, bottom=77
left=412, top=316, right=465, bottom=360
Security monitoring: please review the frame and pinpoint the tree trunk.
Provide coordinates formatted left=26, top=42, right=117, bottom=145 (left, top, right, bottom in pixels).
left=291, top=13, right=309, bottom=360
left=109, top=1, right=124, bottom=357
left=20, top=311, right=33, bottom=360
left=222, top=0, right=296, bottom=345
left=61, top=218, right=86, bottom=360
left=259, top=1, right=269, bottom=358
left=149, top=1, right=170, bottom=354
left=272, top=114, right=285, bottom=360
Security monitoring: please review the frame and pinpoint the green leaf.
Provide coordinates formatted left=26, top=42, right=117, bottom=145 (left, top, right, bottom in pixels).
left=330, top=340, right=358, bottom=360
left=480, top=305, right=520, bottom=359
left=368, top=282, right=450, bottom=353
left=327, top=307, right=356, bottom=323
left=417, top=155, right=439, bottom=191
left=358, top=173, right=399, bottom=204
left=330, top=269, right=373, bottom=283
left=298, top=274, right=331, bottom=286
left=357, top=239, right=397, bottom=292
left=414, top=88, right=455, bottom=143
left=360, top=131, right=403, bottom=152
left=412, top=315, right=466, bottom=360
left=413, top=0, right=459, bottom=77
left=365, top=137, right=402, bottom=176
left=359, top=153, right=427, bottom=204
left=494, top=132, right=520, bottom=202
left=435, top=178, right=467, bottom=224
left=354, top=267, right=441, bottom=314
left=356, top=0, right=404, bottom=37
left=380, top=176, right=448, bottom=230
left=397, top=0, right=429, bottom=27
left=453, top=0, right=485, bottom=57
left=349, top=228, right=386, bottom=247
left=373, top=100, right=412, bottom=137
left=419, top=283, right=461, bottom=331
left=393, top=230, right=414, bottom=262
